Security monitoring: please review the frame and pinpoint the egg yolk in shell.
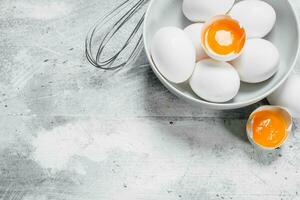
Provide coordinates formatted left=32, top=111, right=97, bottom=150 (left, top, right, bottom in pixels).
left=251, top=110, right=288, bottom=148
left=202, top=15, right=246, bottom=56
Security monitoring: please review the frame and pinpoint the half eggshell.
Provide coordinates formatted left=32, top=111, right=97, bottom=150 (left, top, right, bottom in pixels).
left=246, top=106, right=292, bottom=150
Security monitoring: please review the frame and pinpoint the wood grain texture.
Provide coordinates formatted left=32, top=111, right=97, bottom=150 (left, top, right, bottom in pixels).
left=0, top=0, right=300, bottom=199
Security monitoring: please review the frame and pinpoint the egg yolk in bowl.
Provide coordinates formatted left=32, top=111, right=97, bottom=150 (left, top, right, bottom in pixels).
left=201, top=15, right=246, bottom=61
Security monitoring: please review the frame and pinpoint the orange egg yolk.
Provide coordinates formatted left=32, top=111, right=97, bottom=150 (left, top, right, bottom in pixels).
left=252, top=110, right=288, bottom=148
left=202, top=16, right=246, bottom=56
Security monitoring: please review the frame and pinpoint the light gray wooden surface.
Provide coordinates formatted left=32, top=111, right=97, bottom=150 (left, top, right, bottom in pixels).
left=1, top=0, right=300, bottom=199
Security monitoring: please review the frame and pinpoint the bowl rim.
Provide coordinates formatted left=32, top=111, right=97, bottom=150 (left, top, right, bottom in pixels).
left=143, top=0, right=300, bottom=109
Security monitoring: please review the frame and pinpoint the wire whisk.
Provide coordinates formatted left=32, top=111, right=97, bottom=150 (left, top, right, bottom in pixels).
left=85, top=0, right=149, bottom=70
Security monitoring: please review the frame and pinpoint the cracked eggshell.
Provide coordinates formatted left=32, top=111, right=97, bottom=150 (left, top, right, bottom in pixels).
left=246, top=105, right=292, bottom=150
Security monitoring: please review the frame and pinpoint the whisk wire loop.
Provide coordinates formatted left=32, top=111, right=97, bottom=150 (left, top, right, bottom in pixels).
left=85, top=0, right=149, bottom=70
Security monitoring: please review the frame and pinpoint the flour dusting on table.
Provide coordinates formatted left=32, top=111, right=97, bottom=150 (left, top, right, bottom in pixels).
left=14, top=1, right=71, bottom=20
left=31, top=120, right=150, bottom=172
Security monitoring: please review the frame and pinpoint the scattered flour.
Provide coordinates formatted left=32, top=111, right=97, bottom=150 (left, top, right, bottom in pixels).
left=29, top=118, right=300, bottom=198
left=31, top=119, right=191, bottom=195
left=14, top=1, right=71, bottom=20
left=32, top=119, right=150, bottom=172
left=31, top=118, right=200, bottom=200
left=23, top=194, right=48, bottom=200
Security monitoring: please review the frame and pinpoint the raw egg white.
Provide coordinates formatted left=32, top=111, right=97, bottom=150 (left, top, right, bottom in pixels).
left=151, top=27, right=196, bottom=83
left=184, top=23, right=207, bottom=61
left=229, top=0, right=276, bottom=38
left=231, top=38, right=279, bottom=83
left=182, top=0, right=235, bottom=22
left=267, top=73, right=300, bottom=118
left=189, top=59, right=240, bottom=103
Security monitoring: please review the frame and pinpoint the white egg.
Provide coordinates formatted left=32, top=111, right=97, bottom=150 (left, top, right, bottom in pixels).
left=231, top=38, right=279, bottom=83
left=229, top=0, right=276, bottom=38
left=182, top=0, right=235, bottom=22
left=189, top=59, right=240, bottom=103
left=267, top=73, right=300, bottom=118
left=151, top=27, right=196, bottom=83
left=184, top=23, right=207, bottom=62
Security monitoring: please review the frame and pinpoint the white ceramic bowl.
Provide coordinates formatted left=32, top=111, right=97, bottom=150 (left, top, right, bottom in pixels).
left=143, top=0, right=300, bottom=110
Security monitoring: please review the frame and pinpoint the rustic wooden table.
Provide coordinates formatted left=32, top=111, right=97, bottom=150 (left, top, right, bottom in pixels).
left=0, top=0, right=300, bottom=199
